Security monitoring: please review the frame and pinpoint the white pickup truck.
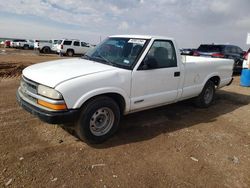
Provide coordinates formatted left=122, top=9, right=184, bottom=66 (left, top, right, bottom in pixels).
left=16, top=40, right=34, bottom=49
left=34, top=39, right=58, bottom=53
left=17, top=35, right=234, bottom=143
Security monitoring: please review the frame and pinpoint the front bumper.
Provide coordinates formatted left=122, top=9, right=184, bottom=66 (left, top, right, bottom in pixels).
left=16, top=91, right=79, bottom=124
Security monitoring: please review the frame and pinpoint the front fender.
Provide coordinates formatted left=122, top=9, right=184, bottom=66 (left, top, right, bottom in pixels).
left=73, top=87, right=130, bottom=113
left=55, top=68, right=132, bottom=113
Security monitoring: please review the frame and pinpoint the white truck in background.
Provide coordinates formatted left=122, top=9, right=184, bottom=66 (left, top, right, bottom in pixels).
left=17, top=35, right=234, bottom=143
left=11, top=39, right=26, bottom=48
left=34, top=39, right=58, bottom=53
left=57, top=39, right=93, bottom=56
left=16, top=40, right=34, bottom=49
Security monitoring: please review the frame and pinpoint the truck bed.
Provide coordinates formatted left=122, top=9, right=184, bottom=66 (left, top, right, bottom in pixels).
left=182, top=55, right=232, bottom=64
left=179, top=55, right=234, bottom=100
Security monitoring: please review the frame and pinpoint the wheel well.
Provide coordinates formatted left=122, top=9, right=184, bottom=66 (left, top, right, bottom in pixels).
left=105, top=93, right=126, bottom=114
left=84, top=93, right=126, bottom=114
left=209, top=76, right=220, bottom=87
left=42, top=46, right=50, bottom=50
left=67, top=49, right=74, bottom=53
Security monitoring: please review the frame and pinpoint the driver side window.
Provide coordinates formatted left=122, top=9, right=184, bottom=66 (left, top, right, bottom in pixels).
left=140, top=40, right=177, bottom=69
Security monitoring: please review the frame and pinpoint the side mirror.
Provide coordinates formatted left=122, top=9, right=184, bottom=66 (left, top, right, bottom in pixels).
left=142, top=63, right=149, bottom=70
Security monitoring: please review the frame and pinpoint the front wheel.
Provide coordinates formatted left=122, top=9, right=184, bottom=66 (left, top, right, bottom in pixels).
left=75, top=96, right=120, bottom=144
left=194, top=80, right=215, bottom=108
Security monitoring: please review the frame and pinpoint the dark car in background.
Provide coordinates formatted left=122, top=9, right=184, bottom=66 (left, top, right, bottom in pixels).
left=194, top=44, right=245, bottom=73
left=180, top=48, right=196, bottom=55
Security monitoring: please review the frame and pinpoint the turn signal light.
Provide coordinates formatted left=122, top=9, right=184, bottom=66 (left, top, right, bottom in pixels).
left=37, top=99, right=67, bottom=110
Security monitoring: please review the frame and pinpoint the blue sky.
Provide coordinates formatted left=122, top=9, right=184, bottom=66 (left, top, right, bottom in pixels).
left=0, top=0, right=250, bottom=49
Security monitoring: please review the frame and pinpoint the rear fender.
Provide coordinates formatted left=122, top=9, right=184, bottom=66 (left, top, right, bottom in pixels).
left=201, top=72, right=220, bottom=91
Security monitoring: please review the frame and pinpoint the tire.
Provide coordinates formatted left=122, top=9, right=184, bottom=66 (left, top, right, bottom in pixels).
left=75, top=96, right=120, bottom=144
left=23, top=45, right=29, bottom=50
left=42, top=47, right=50, bottom=54
left=67, top=50, right=74, bottom=57
left=194, top=80, right=215, bottom=108
left=61, top=124, right=76, bottom=136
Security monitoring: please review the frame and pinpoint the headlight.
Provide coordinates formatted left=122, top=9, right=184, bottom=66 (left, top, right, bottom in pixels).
left=37, top=85, right=62, bottom=99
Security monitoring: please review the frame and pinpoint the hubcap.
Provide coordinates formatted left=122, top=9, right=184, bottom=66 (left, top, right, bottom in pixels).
left=89, top=107, right=114, bottom=136
left=68, top=51, right=73, bottom=56
left=204, top=86, right=213, bottom=104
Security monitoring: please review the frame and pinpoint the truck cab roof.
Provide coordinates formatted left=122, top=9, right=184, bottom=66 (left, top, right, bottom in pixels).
left=110, top=35, right=174, bottom=41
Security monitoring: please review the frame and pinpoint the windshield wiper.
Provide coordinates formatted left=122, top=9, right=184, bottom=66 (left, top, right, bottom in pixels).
left=95, top=54, right=116, bottom=67
left=83, top=52, right=117, bottom=67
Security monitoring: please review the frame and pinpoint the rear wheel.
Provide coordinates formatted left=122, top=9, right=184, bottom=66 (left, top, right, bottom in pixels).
left=67, top=50, right=74, bottom=57
left=75, top=96, right=120, bottom=144
left=23, top=45, right=29, bottom=50
left=42, top=47, right=50, bottom=53
left=194, top=80, right=215, bottom=108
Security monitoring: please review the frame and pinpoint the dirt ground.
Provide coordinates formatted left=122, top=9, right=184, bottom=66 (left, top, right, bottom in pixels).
left=0, top=48, right=250, bottom=187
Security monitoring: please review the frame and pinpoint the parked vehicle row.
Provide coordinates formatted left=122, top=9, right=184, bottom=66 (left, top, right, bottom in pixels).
left=4, top=39, right=35, bottom=49
left=3, top=38, right=94, bottom=56
left=33, top=38, right=94, bottom=56
left=3, top=38, right=247, bottom=65
left=3, top=39, right=33, bottom=49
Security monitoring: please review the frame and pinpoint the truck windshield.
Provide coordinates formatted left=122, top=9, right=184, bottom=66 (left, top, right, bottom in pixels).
left=83, top=37, right=148, bottom=69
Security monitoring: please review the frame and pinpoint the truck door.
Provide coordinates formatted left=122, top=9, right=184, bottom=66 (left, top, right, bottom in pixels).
left=130, top=40, right=181, bottom=111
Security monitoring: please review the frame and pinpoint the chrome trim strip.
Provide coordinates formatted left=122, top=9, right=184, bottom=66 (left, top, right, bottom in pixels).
left=18, top=87, right=57, bottom=112
left=24, top=89, right=65, bottom=104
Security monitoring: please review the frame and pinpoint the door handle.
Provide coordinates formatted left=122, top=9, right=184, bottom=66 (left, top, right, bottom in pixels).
left=174, top=72, right=180, bottom=77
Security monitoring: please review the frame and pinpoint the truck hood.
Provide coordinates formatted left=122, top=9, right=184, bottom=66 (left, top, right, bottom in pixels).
left=23, top=58, right=116, bottom=88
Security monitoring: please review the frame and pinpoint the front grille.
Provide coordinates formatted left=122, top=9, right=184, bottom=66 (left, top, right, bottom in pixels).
left=20, top=77, right=38, bottom=103
left=18, top=76, right=66, bottom=112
